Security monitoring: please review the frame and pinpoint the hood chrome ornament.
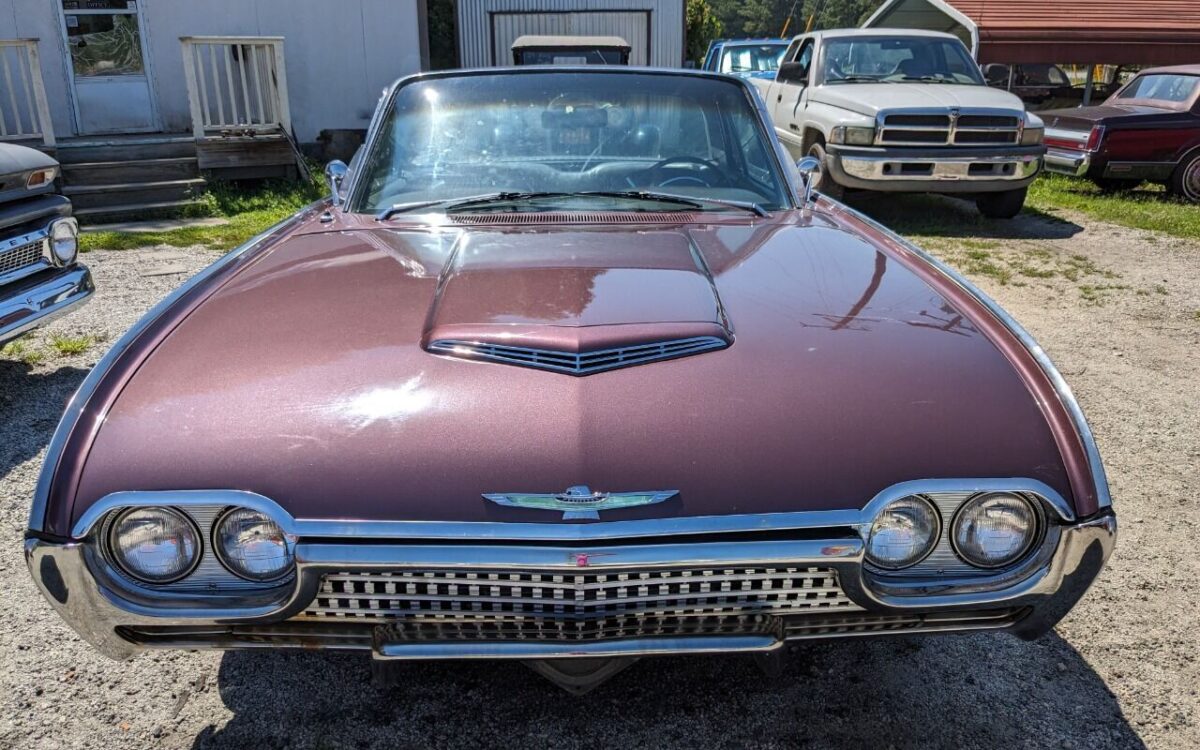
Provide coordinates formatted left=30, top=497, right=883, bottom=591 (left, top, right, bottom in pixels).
left=483, top=485, right=678, bottom=520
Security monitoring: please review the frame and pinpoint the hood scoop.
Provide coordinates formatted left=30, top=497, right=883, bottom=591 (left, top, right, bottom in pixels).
left=427, top=333, right=728, bottom=376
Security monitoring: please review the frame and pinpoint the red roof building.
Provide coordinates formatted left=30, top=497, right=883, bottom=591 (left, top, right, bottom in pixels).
left=863, top=0, right=1200, bottom=65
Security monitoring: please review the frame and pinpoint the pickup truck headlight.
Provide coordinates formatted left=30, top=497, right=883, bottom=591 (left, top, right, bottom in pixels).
left=829, top=126, right=876, bottom=146
left=1020, top=126, right=1044, bottom=146
left=49, top=218, right=79, bottom=265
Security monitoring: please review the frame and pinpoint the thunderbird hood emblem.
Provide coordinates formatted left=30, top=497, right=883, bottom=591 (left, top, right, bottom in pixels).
left=483, top=485, right=678, bottom=520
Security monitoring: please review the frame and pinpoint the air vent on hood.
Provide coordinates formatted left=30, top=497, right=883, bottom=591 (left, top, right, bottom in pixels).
left=449, top=212, right=697, bottom=225
left=428, top=336, right=727, bottom=376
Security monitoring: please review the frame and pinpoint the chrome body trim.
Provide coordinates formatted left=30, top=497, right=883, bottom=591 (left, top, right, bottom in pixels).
left=26, top=202, right=323, bottom=533
left=833, top=204, right=1113, bottom=511
left=1045, top=147, right=1092, bottom=177
left=483, top=485, right=679, bottom=520
left=838, top=151, right=1041, bottom=182
left=373, top=635, right=782, bottom=660
left=0, top=264, right=94, bottom=346
left=428, top=336, right=729, bottom=376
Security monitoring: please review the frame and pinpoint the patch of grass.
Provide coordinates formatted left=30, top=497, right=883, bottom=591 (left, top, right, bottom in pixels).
left=49, top=334, right=94, bottom=355
left=82, top=169, right=325, bottom=254
left=1029, top=174, right=1200, bottom=241
left=1079, top=283, right=1130, bottom=304
left=1, top=340, right=45, bottom=366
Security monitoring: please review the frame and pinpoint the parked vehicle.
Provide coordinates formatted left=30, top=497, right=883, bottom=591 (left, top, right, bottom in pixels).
left=751, top=29, right=1045, bottom=218
left=26, top=68, right=1115, bottom=695
left=701, top=38, right=789, bottom=79
left=0, top=143, right=91, bottom=347
left=511, top=35, right=631, bottom=66
left=1041, top=65, right=1200, bottom=201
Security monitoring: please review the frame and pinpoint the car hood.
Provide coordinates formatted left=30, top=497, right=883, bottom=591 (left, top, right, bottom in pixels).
left=812, top=83, right=1025, bottom=117
left=70, top=216, right=1070, bottom=527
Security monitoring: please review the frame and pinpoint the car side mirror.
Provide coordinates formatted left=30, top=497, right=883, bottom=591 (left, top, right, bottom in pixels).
left=777, top=61, right=809, bottom=85
left=795, top=156, right=821, bottom=205
left=325, top=160, right=348, bottom=207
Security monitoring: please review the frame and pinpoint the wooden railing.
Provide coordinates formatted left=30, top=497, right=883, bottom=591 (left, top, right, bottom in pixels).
left=0, top=39, right=55, bottom=147
left=180, top=36, right=292, bottom=140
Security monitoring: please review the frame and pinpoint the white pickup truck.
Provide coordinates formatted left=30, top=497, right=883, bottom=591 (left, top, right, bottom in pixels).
left=751, top=29, right=1045, bottom=218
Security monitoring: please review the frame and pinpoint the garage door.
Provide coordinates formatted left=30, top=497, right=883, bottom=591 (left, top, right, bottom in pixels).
left=491, top=12, right=650, bottom=66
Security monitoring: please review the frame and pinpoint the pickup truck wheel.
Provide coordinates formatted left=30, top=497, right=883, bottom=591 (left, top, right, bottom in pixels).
left=807, top=143, right=844, bottom=201
left=975, top=187, right=1027, bottom=219
left=1169, top=151, right=1200, bottom=203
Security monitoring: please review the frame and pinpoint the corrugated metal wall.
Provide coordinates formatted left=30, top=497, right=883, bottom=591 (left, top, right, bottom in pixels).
left=457, top=0, right=684, bottom=68
left=491, top=12, right=650, bottom=65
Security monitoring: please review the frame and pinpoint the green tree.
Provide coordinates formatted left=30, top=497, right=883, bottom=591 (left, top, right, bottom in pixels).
left=686, top=0, right=725, bottom=63
left=711, top=0, right=878, bottom=40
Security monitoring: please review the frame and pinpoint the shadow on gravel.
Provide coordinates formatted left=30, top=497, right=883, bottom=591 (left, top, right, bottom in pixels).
left=844, top=192, right=1084, bottom=242
left=0, top=361, right=88, bottom=482
left=194, top=631, right=1143, bottom=749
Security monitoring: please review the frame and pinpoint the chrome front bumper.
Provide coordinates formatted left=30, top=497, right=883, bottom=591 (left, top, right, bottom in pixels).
left=1044, top=148, right=1092, bottom=177
left=26, top=512, right=1116, bottom=661
left=0, top=265, right=94, bottom=345
left=827, top=145, right=1043, bottom=193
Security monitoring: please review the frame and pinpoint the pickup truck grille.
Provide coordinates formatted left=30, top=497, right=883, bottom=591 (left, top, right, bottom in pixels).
left=0, top=238, right=47, bottom=278
left=879, top=111, right=1021, bottom=146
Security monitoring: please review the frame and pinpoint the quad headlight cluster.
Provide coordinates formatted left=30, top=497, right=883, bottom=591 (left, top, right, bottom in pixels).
left=865, top=492, right=1040, bottom=571
left=106, top=506, right=294, bottom=585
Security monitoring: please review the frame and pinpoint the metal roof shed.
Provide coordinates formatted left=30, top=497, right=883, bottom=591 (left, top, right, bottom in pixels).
left=863, top=0, right=1200, bottom=65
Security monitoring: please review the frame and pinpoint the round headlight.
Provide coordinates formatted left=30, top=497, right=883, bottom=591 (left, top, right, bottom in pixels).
left=214, top=508, right=294, bottom=581
left=952, top=492, right=1038, bottom=568
left=108, top=507, right=201, bottom=584
left=866, top=495, right=940, bottom=570
left=50, top=218, right=79, bottom=265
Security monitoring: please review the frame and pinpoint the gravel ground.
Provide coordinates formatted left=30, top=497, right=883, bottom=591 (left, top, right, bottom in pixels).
left=1, top=207, right=1197, bottom=749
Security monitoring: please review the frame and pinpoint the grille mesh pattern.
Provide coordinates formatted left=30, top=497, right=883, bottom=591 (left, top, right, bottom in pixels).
left=428, top=336, right=727, bottom=375
left=880, top=113, right=1021, bottom=146
left=0, top=239, right=45, bottom=277
left=299, top=566, right=860, bottom=641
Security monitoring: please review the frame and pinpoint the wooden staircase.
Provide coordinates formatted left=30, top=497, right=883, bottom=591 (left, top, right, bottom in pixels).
left=55, top=136, right=208, bottom=224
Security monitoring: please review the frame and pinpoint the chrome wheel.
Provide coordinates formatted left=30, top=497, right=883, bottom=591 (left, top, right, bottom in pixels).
left=1183, top=157, right=1200, bottom=203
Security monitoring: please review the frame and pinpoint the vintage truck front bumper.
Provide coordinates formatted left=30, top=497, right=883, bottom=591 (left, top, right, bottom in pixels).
left=827, top=144, right=1044, bottom=193
left=0, top=265, right=94, bottom=345
left=26, top=510, right=1116, bottom=662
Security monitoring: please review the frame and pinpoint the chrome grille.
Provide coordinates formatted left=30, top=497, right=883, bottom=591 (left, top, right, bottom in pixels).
left=299, top=566, right=861, bottom=640
left=879, top=112, right=1021, bottom=146
left=0, top=238, right=46, bottom=277
left=427, top=336, right=728, bottom=375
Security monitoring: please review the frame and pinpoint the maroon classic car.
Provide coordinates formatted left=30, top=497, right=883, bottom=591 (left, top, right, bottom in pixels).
left=1042, top=65, right=1200, bottom=200
left=26, top=68, right=1115, bottom=694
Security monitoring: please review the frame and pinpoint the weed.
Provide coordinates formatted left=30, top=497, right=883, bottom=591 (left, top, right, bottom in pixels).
left=49, top=334, right=94, bottom=355
left=1, top=340, right=45, bottom=365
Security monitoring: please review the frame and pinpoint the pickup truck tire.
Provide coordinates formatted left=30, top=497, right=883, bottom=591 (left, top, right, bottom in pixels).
left=1168, top=150, right=1200, bottom=203
left=807, top=142, right=845, bottom=201
left=975, top=187, right=1027, bottom=219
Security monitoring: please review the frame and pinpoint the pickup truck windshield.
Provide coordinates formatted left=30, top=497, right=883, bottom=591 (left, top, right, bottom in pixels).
left=352, top=72, right=790, bottom=214
left=823, top=36, right=984, bottom=85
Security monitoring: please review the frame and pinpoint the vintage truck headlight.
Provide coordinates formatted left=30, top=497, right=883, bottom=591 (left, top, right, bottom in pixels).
left=49, top=218, right=79, bottom=265
left=829, top=126, right=876, bottom=146
left=951, top=492, right=1038, bottom=568
left=108, top=507, right=201, bottom=584
left=214, top=508, right=294, bottom=581
left=865, top=495, right=940, bottom=569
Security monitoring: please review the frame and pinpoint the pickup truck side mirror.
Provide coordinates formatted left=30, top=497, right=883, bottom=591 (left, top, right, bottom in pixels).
left=777, top=61, right=809, bottom=85
left=325, top=160, right=348, bottom=207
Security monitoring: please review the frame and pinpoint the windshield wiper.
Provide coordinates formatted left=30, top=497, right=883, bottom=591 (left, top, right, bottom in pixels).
left=378, top=190, right=768, bottom=219
left=578, top=190, right=769, bottom=217
left=899, top=76, right=957, bottom=83
left=832, top=75, right=888, bottom=83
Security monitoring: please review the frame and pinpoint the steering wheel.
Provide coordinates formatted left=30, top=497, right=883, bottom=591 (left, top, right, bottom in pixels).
left=644, top=156, right=731, bottom=188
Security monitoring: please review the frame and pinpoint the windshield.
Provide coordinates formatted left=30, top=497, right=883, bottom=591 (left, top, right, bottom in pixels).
left=351, top=72, right=790, bottom=214
left=720, top=44, right=788, bottom=74
left=1116, top=73, right=1200, bottom=105
left=822, top=36, right=984, bottom=85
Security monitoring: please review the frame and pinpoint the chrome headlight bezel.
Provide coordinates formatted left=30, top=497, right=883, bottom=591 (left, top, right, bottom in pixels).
left=212, top=506, right=296, bottom=582
left=49, top=217, right=80, bottom=266
left=864, top=494, right=942, bottom=570
left=106, top=506, right=203, bottom=585
left=950, top=492, right=1041, bottom=569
